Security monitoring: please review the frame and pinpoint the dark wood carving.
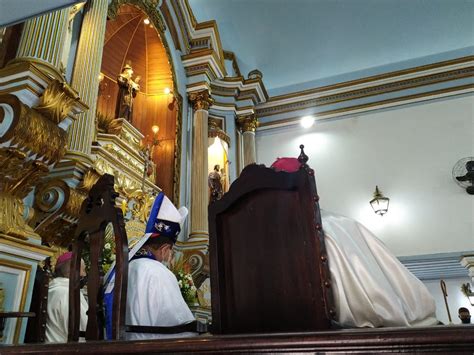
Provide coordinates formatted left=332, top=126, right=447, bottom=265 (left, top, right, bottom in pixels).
left=24, top=257, right=52, bottom=343
left=69, top=174, right=129, bottom=341
left=208, top=145, right=334, bottom=334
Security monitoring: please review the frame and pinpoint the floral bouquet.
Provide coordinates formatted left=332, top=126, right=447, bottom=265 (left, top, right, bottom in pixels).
left=171, top=255, right=198, bottom=305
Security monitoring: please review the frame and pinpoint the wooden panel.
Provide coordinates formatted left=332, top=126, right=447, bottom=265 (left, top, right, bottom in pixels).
left=97, top=77, right=118, bottom=119
left=146, top=26, right=172, bottom=95
left=209, top=163, right=333, bottom=334
left=102, top=16, right=142, bottom=82
left=126, top=20, right=147, bottom=93
left=97, top=3, right=177, bottom=198
left=5, top=326, right=474, bottom=353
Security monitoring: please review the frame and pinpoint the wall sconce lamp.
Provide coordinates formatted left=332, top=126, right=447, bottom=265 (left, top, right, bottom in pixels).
left=151, top=125, right=160, bottom=147
left=370, top=186, right=390, bottom=216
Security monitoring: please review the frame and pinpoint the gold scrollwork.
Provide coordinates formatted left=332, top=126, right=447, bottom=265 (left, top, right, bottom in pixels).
left=34, top=79, right=81, bottom=124
left=97, top=112, right=123, bottom=135
left=78, top=169, right=102, bottom=192
left=108, top=0, right=165, bottom=32
left=94, top=158, right=142, bottom=193
left=32, top=167, right=103, bottom=246
left=0, top=148, right=49, bottom=198
left=208, top=117, right=230, bottom=146
left=188, top=89, right=214, bottom=111
left=236, top=114, right=259, bottom=133
left=0, top=94, right=68, bottom=165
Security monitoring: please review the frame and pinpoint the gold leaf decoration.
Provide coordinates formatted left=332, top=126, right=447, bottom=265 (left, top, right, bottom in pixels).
left=34, top=79, right=81, bottom=124
left=97, top=112, right=123, bottom=135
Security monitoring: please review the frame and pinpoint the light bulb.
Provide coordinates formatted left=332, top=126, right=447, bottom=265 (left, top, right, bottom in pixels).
left=152, top=125, right=159, bottom=134
left=143, top=18, right=150, bottom=25
left=164, top=87, right=171, bottom=95
left=300, top=116, right=315, bottom=128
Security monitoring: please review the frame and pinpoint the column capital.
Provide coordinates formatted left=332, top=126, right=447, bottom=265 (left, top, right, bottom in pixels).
left=237, top=114, right=258, bottom=133
left=188, top=90, right=214, bottom=111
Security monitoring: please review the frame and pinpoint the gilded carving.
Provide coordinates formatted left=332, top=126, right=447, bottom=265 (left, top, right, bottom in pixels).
left=107, top=0, right=182, bottom=206
left=97, top=112, right=123, bottom=135
left=208, top=117, right=230, bottom=146
left=0, top=193, right=38, bottom=240
left=237, top=114, right=258, bottom=133
left=102, top=143, right=144, bottom=176
left=189, top=90, right=214, bottom=111
left=0, top=148, right=49, bottom=198
left=172, top=94, right=183, bottom=206
left=32, top=168, right=102, bottom=246
left=34, top=79, right=81, bottom=124
left=94, top=157, right=142, bottom=193
left=0, top=94, right=72, bottom=241
left=78, top=169, right=102, bottom=192
left=127, top=189, right=155, bottom=223
left=108, top=0, right=165, bottom=32
left=120, top=129, right=141, bottom=150
left=0, top=95, right=68, bottom=164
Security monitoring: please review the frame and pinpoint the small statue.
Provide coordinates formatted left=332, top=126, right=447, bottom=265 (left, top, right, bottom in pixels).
left=115, top=64, right=140, bottom=123
left=208, top=164, right=223, bottom=203
left=458, top=307, right=471, bottom=324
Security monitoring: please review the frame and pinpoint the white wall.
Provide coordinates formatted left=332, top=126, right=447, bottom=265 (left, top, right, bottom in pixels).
left=256, top=95, right=474, bottom=256
left=423, top=277, right=474, bottom=325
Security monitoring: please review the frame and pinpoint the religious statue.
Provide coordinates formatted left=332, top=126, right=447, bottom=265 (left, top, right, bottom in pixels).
left=208, top=164, right=223, bottom=203
left=115, top=64, right=140, bottom=123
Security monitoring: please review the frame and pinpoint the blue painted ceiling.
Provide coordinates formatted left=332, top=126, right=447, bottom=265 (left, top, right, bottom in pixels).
left=189, top=0, right=474, bottom=95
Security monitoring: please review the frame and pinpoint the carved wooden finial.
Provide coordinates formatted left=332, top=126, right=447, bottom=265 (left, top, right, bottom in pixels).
left=298, top=144, right=309, bottom=165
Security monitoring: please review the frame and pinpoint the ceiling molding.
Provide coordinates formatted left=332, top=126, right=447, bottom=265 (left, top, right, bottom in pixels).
left=267, top=56, right=474, bottom=104
left=256, top=56, right=474, bottom=120
left=257, top=84, right=474, bottom=131
left=399, top=252, right=472, bottom=281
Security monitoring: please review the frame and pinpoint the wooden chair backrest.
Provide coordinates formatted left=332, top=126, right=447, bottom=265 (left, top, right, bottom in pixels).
left=68, top=174, right=129, bottom=341
left=208, top=146, right=335, bottom=334
left=24, top=257, right=52, bottom=343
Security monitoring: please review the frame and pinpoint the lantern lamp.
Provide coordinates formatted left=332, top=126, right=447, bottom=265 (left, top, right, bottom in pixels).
left=370, top=186, right=389, bottom=216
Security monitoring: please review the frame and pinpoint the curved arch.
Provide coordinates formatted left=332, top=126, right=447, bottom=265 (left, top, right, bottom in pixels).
left=105, top=0, right=183, bottom=204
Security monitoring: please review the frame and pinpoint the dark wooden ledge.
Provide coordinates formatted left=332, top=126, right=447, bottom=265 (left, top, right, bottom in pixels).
left=2, top=325, right=474, bottom=353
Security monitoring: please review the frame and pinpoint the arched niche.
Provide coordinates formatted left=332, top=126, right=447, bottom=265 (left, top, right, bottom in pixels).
left=97, top=1, right=182, bottom=202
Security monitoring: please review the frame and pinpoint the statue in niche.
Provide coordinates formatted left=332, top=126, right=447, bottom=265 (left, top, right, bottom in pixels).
left=208, top=164, right=223, bottom=203
left=115, top=63, right=141, bottom=123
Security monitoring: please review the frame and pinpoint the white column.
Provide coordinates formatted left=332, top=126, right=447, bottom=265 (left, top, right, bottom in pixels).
left=188, top=90, right=213, bottom=241
left=237, top=114, right=258, bottom=167
left=15, top=7, right=70, bottom=79
left=66, top=0, right=108, bottom=163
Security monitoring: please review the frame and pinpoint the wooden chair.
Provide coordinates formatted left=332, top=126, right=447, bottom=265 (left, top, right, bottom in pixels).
left=24, top=257, right=53, bottom=343
left=69, top=174, right=129, bottom=341
left=208, top=145, right=335, bottom=334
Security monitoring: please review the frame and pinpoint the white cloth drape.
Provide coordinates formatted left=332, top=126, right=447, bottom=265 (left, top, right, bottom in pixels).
left=322, top=210, right=438, bottom=328
left=45, top=277, right=88, bottom=343
left=125, top=258, right=197, bottom=340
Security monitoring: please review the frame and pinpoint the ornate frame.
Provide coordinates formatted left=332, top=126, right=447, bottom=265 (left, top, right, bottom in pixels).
left=108, top=0, right=183, bottom=205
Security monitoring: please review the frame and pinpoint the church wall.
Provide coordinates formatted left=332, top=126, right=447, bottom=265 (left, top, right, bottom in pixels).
left=256, top=94, right=474, bottom=257
left=423, top=277, right=473, bottom=325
